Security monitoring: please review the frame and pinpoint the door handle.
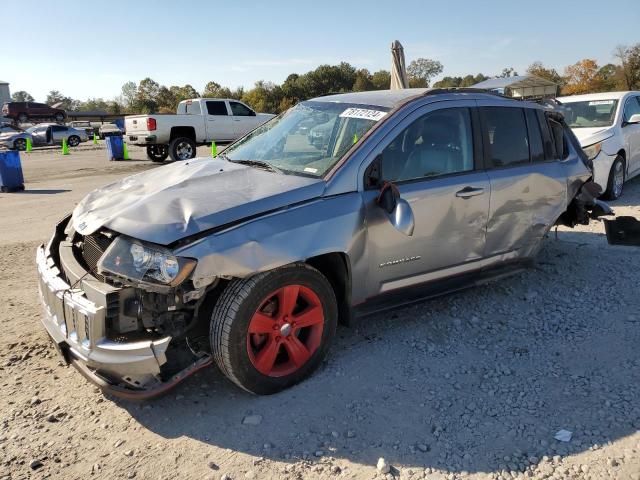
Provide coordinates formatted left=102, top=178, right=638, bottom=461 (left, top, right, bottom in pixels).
left=455, top=186, right=485, bottom=198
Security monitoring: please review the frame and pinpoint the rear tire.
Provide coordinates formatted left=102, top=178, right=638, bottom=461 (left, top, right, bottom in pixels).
left=146, top=145, right=169, bottom=162
left=169, top=136, right=196, bottom=161
left=603, top=155, right=625, bottom=200
left=210, top=264, right=337, bottom=395
left=67, top=135, right=80, bottom=147
left=17, top=113, right=28, bottom=124
left=54, top=113, right=64, bottom=123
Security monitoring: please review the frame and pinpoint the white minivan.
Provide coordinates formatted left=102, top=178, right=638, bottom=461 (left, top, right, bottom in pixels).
left=557, top=91, right=640, bottom=199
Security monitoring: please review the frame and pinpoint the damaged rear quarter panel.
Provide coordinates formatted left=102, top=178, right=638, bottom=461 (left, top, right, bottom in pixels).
left=175, top=192, right=368, bottom=300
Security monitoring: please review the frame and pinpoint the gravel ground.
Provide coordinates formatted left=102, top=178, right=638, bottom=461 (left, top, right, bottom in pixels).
left=0, top=143, right=639, bottom=480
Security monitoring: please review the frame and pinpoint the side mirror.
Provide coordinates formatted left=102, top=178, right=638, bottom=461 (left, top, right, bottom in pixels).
left=624, top=113, right=640, bottom=126
left=376, top=182, right=414, bottom=236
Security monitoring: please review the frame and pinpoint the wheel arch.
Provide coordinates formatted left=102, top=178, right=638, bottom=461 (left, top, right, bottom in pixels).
left=170, top=126, right=196, bottom=142
left=305, top=252, right=352, bottom=326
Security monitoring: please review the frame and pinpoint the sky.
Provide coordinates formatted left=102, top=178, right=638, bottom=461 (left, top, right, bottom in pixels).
left=3, top=0, right=639, bottom=102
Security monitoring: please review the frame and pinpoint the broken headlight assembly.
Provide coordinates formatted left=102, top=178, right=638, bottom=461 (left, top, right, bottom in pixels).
left=582, top=141, right=602, bottom=160
left=97, top=236, right=196, bottom=289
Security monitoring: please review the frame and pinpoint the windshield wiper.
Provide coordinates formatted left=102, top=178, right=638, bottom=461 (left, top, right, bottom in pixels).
left=229, top=159, right=283, bottom=174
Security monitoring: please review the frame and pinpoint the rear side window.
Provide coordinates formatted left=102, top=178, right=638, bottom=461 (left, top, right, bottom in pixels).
left=206, top=101, right=228, bottom=116
left=230, top=102, right=253, bottom=116
left=186, top=101, right=201, bottom=115
left=481, top=107, right=529, bottom=168
left=524, top=109, right=545, bottom=163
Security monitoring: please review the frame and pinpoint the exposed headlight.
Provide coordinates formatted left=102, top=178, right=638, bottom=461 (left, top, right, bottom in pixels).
left=582, top=142, right=602, bottom=160
left=97, top=236, right=196, bottom=288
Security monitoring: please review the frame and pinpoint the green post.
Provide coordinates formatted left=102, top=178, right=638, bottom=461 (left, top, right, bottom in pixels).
left=25, top=137, right=32, bottom=153
left=93, top=133, right=98, bottom=145
left=211, top=140, right=217, bottom=157
left=61, top=138, right=69, bottom=155
left=123, top=141, right=130, bottom=160
left=353, top=133, right=358, bottom=144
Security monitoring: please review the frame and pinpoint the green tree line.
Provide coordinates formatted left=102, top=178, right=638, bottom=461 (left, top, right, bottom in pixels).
left=11, top=43, right=640, bottom=115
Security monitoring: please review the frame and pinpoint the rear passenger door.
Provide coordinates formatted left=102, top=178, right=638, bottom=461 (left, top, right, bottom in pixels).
left=479, top=104, right=566, bottom=258
left=205, top=100, right=235, bottom=142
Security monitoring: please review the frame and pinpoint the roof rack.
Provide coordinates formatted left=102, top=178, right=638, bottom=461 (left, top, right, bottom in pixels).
left=424, top=87, right=514, bottom=99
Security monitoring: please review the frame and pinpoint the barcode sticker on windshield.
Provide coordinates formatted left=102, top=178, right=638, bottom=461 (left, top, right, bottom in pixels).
left=588, top=100, right=614, bottom=106
left=339, top=108, right=387, bottom=121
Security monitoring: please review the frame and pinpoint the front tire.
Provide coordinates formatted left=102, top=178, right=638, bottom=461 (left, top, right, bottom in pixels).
left=17, top=113, right=28, bottom=124
left=146, top=145, right=169, bottom=162
left=169, top=136, right=196, bottom=161
left=603, top=155, right=625, bottom=200
left=210, top=264, right=337, bottom=395
left=54, top=113, right=64, bottom=123
left=13, top=138, right=27, bottom=151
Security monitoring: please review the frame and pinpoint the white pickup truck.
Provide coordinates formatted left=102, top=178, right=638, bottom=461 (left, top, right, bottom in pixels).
left=125, top=98, right=275, bottom=162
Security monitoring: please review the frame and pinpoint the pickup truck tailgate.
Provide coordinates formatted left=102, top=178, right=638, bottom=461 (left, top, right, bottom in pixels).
left=125, top=116, right=152, bottom=134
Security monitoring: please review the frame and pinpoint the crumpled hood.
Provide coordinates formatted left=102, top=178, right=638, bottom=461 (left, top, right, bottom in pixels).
left=571, top=127, right=615, bottom=147
left=72, top=157, right=325, bottom=245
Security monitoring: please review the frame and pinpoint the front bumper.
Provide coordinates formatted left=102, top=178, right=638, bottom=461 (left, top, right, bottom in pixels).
left=35, top=223, right=191, bottom=399
left=591, top=151, right=617, bottom=193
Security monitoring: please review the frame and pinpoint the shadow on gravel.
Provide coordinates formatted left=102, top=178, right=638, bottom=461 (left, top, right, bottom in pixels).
left=118, top=231, right=640, bottom=476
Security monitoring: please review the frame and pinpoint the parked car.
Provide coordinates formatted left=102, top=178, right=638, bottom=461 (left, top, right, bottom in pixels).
left=0, top=129, right=31, bottom=150
left=98, top=122, right=123, bottom=139
left=69, top=121, right=96, bottom=138
left=557, top=91, right=640, bottom=199
left=36, top=89, right=610, bottom=399
left=124, top=98, right=275, bottom=162
left=27, top=124, right=88, bottom=147
left=2, top=101, right=66, bottom=124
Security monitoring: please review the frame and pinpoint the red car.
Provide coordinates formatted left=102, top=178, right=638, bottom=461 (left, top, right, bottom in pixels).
left=2, top=102, right=66, bottom=124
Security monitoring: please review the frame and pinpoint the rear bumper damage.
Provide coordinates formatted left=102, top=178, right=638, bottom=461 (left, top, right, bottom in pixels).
left=36, top=217, right=210, bottom=399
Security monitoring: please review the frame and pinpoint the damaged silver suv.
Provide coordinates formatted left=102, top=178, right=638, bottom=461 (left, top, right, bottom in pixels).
left=36, top=89, right=610, bottom=398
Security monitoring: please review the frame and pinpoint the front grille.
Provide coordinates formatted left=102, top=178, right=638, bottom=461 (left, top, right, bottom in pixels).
left=82, top=232, right=113, bottom=281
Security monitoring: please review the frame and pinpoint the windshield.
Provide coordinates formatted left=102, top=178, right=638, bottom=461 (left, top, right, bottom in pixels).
left=223, top=101, right=389, bottom=177
left=562, top=99, right=618, bottom=128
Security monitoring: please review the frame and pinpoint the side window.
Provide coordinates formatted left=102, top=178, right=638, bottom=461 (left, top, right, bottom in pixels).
left=481, top=107, right=529, bottom=168
left=623, top=97, right=640, bottom=122
left=381, top=108, right=474, bottom=182
left=230, top=102, right=253, bottom=116
left=186, top=101, right=201, bottom=115
left=206, top=101, right=228, bottom=116
left=525, top=109, right=545, bottom=163
left=51, top=125, right=65, bottom=132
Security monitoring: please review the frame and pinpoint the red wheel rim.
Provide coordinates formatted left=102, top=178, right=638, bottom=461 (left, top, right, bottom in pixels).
left=247, top=285, right=324, bottom=377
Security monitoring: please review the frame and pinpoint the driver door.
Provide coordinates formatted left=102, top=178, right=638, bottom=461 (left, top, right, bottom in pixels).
left=622, top=95, right=640, bottom=177
left=362, top=102, right=490, bottom=296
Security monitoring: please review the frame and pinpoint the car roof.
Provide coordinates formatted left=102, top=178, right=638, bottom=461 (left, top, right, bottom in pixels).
left=557, top=91, right=637, bottom=102
left=309, top=88, right=529, bottom=109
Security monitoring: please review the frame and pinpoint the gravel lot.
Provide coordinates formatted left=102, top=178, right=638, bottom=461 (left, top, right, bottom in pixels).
left=1, top=142, right=639, bottom=480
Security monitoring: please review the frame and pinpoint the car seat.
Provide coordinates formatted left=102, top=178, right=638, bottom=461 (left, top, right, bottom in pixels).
left=400, top=115, right=462, bottom=180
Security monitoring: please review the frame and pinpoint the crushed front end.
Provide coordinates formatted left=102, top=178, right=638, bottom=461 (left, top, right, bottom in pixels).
left=36, top=215, right=212, bottom=399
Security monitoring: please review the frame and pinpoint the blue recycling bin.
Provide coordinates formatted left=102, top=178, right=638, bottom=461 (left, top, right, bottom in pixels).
left=0, top=150, right=25, bottom=192
left=105, top=136, right=124, bottom=161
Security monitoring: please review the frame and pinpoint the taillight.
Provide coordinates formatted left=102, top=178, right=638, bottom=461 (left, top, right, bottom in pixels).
left=147, top=118, right=156, bottom=131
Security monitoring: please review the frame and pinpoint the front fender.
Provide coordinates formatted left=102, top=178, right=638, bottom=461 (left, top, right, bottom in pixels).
left=175, top=192, right=368, bottom=290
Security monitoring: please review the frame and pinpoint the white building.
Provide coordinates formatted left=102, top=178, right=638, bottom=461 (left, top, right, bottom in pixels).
left=0, top=81, right=10, bottom=105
